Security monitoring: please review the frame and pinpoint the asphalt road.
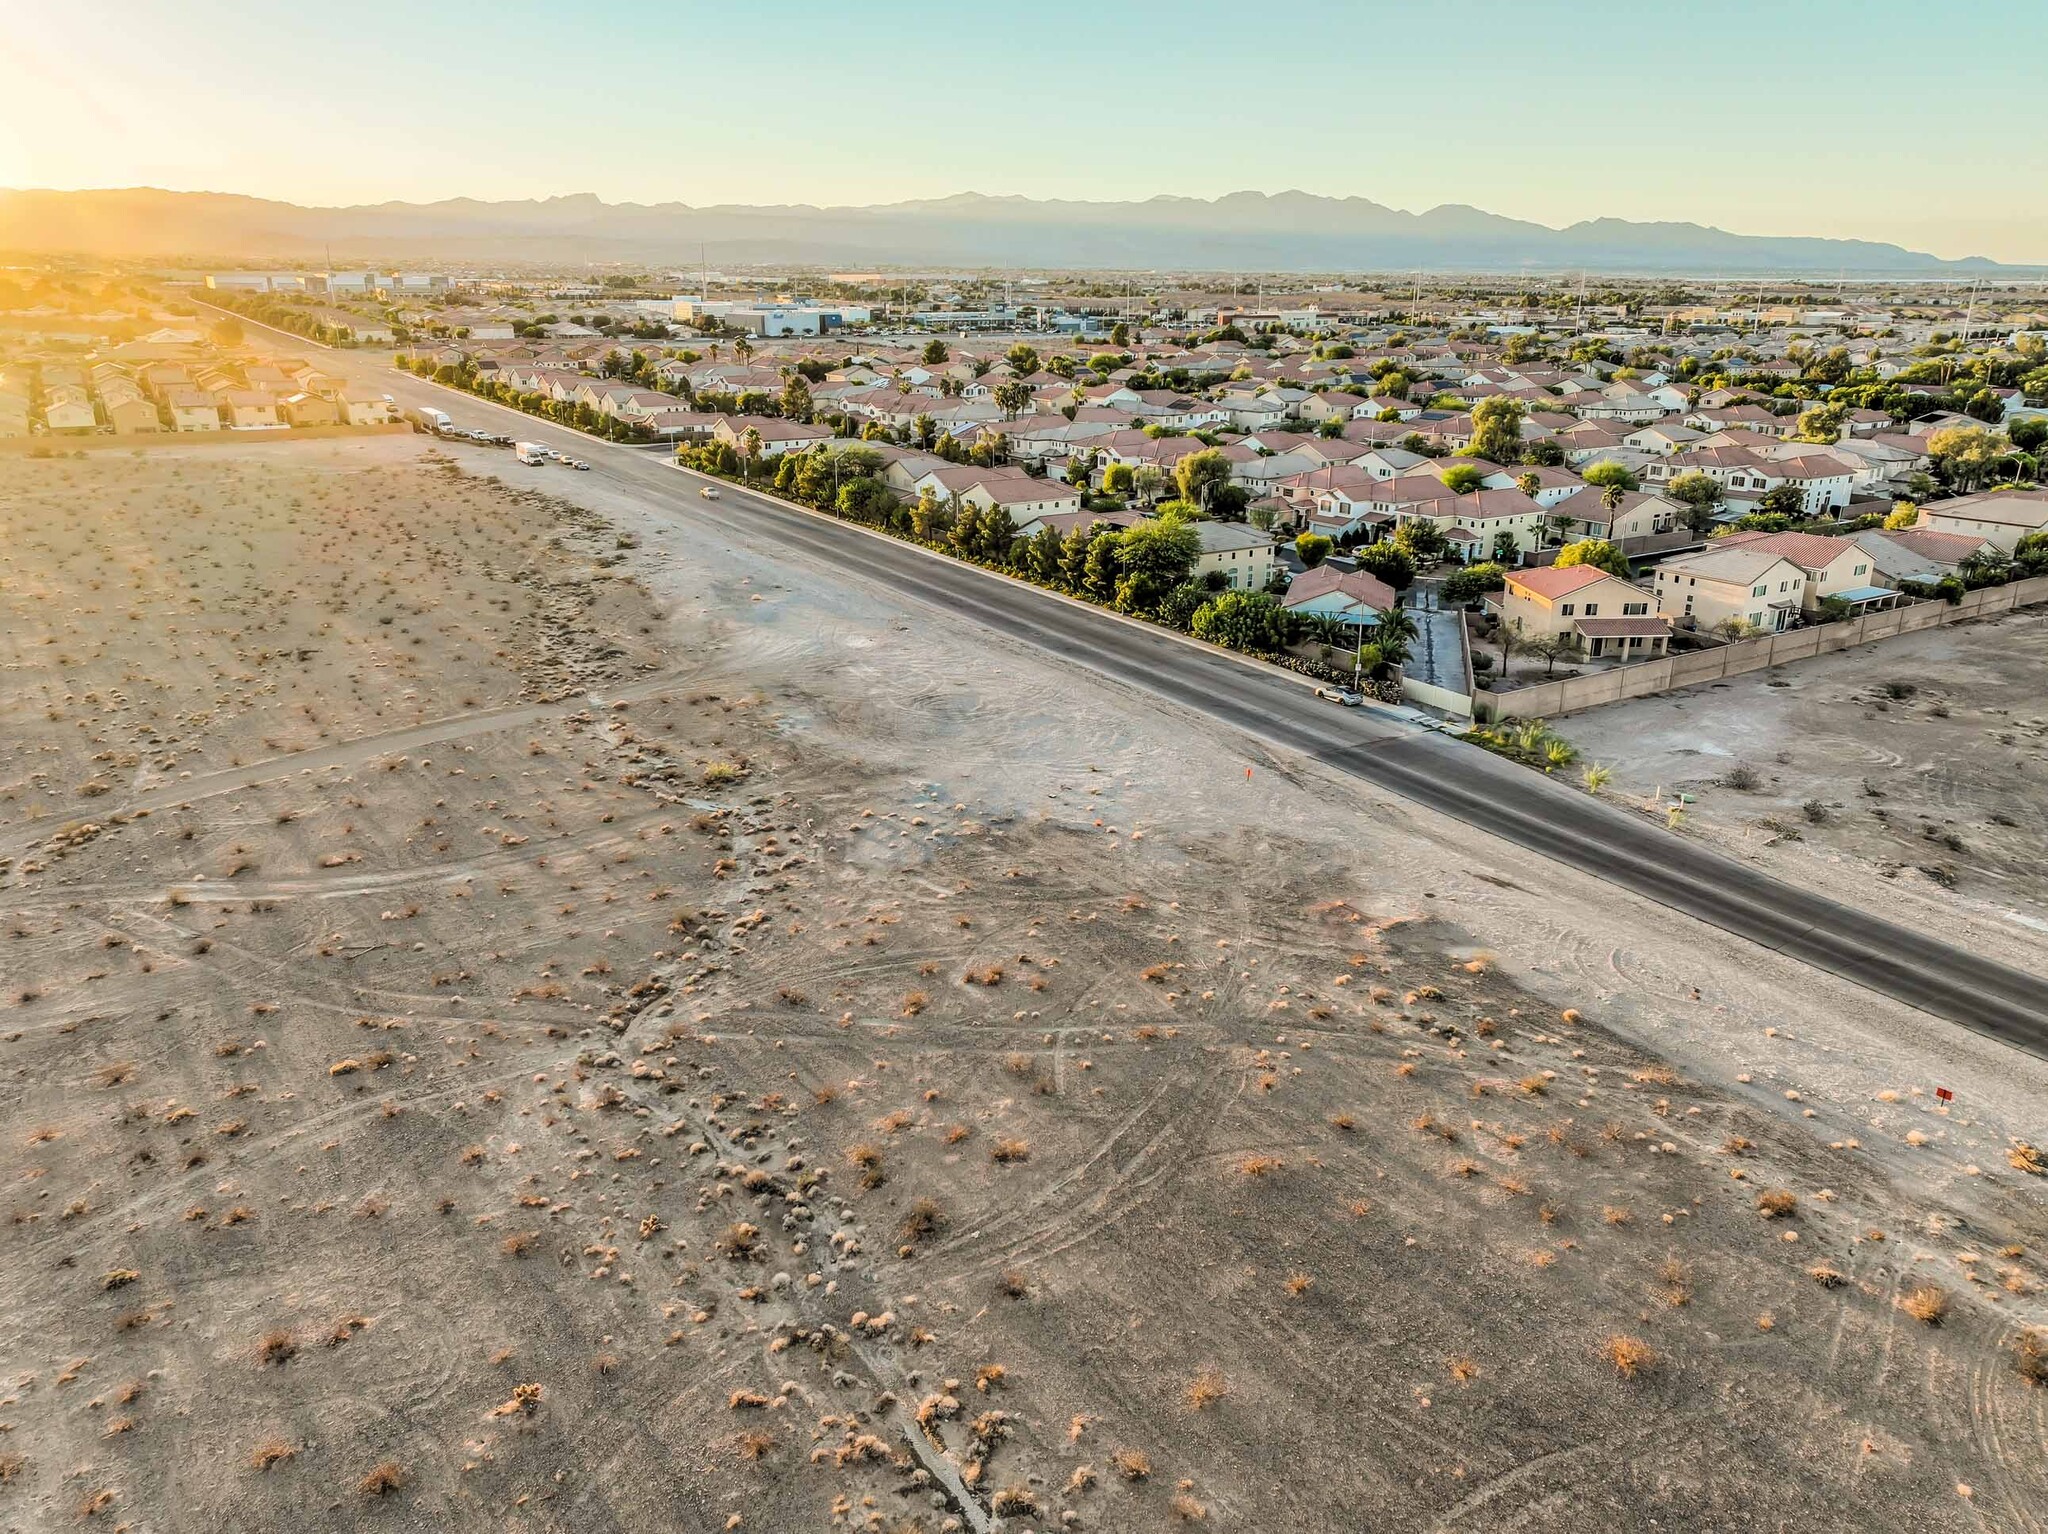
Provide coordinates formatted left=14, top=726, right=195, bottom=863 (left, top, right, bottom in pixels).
left=196, top=306, right=2048, bottom=1052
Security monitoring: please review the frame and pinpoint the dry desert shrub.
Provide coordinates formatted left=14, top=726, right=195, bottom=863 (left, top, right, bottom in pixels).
left=1755, top=1188, right=1799, bottom=1219
left=1283, top=1272, right=1313, bottom=1297
left=257, top=1329, right=295, bottom=1367
left=1170, top=1493, right=1208, bottom=1522
left=1601, top=1334, right=1657, bottom=1379
left=2011, top=1142, right=2045, bottom=1176
left=500, top=1231, right=538, bottom=1257
left=1111, top=1448, right=1152, bottom=1481
left=737, top=1431, right=777, bottom=1461
left=2015, top=1329, right=2048, bottom=1387
left=900, top=991, right=929, bottom=1017
left=249, top=1437, right=297, bottom=1471
left=1899, top=1285, right=1949, bottom=1325
left=358, top=1462, right=405, bottom=1497
left=1236, top=1153, right=1284, bottom=1178
left=990, top=1137, right=1030, bottom=1164
left=1807, top=1264, right=1848, bottom=1289
left=900, top=1198, right=946, bottom=1245
left=1185, top=1369, right=1228, bottom=1411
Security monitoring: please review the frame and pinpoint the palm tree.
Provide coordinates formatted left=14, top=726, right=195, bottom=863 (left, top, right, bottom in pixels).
left=1374, top=605, right=1419, bottom=667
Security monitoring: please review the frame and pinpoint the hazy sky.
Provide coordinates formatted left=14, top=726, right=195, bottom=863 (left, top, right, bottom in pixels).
left=3, top=0, right=2043, bottom=260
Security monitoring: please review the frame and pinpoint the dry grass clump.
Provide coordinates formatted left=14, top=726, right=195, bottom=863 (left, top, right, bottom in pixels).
left=2015, top=1329, right=2048, bottom=1387
left=358, top=1462, right=406, bottom=1497
left=900, top=990, right=929, bottom=1017
left=847, top=1142, right=887, bottom=1189
left=2010, top=1142, right=2045, bottom=1176
left=1236, top=1153, right=1284, bottom=1178
left=900, top=1198, right=946, bottom=1245
left=1899, top=1285, right=1949, bottom=1325
left=1600, top=1334, right=1657, bottom=1379
left=1170, top=1492, right=1208, bottom=1522
left=1655, top=1256, right=1691, bottom=1308
left=488, top=1383, right=544, bottom=1418
left=990, top=1137, right=1031, bottom=1164
left=1283, top=1271, right=1313, bottom=1297
left=500, top=1230, right=538, bottom=1257
left=1185, top=1368, right=1228, bottom=1411
left=1111, top=1447, right=1152, bottom=1481
left=1755, top=1188, right=1799, bottom=1219
left=257, top=1329, right=295, bottom=1367
left=248, top=1437, right=297, bottom=1471
left=716, top=1221, right=761, bottom=1261
left=1807, top=1263, right=1848, bottom=1289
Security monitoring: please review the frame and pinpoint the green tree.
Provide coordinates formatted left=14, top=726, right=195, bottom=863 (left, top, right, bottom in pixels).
left=1392, top=520, right=1448, bottom=565
left=1190, top=590, right=1300, bottom=654
left=1882, top=500, right=1919, bottom=530
left=1005, top=343, right=1041, bottom=378
left=976, top=505, right=1018, bottom=565
left=1553, top=539, right=1631, bottom=578
left=1352, top=541, right=1417, bottom=592
left=778, top=373, right=814, bottom=424
left=921, top=339, right=949, bottom=365
left=1581, top=460, right=1640, bottom=493
left=1114, top=516, right=1202, bottom=615
left=1754, top=484, right=1805, bottom=519
left=1666, top=470, right=1724, bottom=532
left=1101, top=461, right=1136, bottom=497
left=950, top=502, right=983, bottom=559
left=910, top=488, right=953, bottom=544
left=1294, top=533, right=1334, bottom=568
left=1024, top=524, right=1064, bottom=585
left=1057, top=525, right=1094, bottom=592
left=835, top=476, right=894, bottom=525
left=1082, top=527, right=1123, bottom=603
left=1440, top=562, right=1506, bottom=604
left=1467, top=395, right=1526, bottom=463
left=1926, top=424, right=2008, bottom=492
left=1174, top=449, right=1235, bottom=513
left=1371, top=605, right=1418, bottom=667
left=993, top=380, right=1034, bottom=418
left=1440, top=463, right=1488, bottom=495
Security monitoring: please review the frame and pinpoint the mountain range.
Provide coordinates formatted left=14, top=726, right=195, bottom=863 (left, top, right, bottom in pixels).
left=0, top=187, right=2029, bottom=276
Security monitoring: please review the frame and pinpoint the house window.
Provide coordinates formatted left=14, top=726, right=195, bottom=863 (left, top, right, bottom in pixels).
left=1584, top=603, right=1599, bottom=617
left=1623, top=602, right=1647, bottom=616
left=1560, top=603, right=1575, bottom=616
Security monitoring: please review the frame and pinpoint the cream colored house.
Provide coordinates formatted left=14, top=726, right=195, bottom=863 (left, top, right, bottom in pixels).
left=164, top=388, right=221, bottom=431
left=220, top=390, right=281, bottom=429
left=1193, top=520, right=1277, bottom=591
left=1652, top=547, right=1807, bottom=633
left=337, top=391, right=397, bottom=426
left=1495, top=566, right=1669, bottom=660
left=43, top=384, right=97, bottom=433
left=1712, top=530, right=1892, bottom=612
left=1916, top=489, right=2048, bottom=551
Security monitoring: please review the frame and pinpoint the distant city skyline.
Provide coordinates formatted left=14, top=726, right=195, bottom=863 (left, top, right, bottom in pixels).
left=3, top=0, right=2044, bottom=262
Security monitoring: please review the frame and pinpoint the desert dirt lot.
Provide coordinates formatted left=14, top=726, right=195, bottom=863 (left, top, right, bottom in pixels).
left=1563, top=610, right=2048, bottom=972
left=1, top=438, right=2044, bottom=1533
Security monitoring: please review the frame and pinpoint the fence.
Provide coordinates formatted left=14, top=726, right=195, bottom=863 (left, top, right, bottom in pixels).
left=1475, top=573, right=2048, bottom=721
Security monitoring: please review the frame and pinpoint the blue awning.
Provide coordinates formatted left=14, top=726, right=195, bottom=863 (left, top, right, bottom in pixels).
left=1834, top=585, right=1899, bottom=603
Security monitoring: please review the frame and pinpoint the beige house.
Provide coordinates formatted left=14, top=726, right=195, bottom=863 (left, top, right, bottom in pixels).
left=957, top=475, right=1084, bottom=533
left=1193, top=520, right=1277, bottom=591
left=336, top=391, right=397, bottom=426
left=1652, top=547, right=1807, bottom=633
left=1712, top=530, right=1893, bottom=612
left=1916, top=489, right=2048, bottom=551
left=1495, top=566, right=1669, bottom=660
left=220, top=390, right=281, bottom=429
left=164, top=388, right=221, bottom=431
left=44, top=384, right=97, bottom=433
left=100, top=386, right=162, bottom=434
left=279, top=391, right=341, bottom=427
